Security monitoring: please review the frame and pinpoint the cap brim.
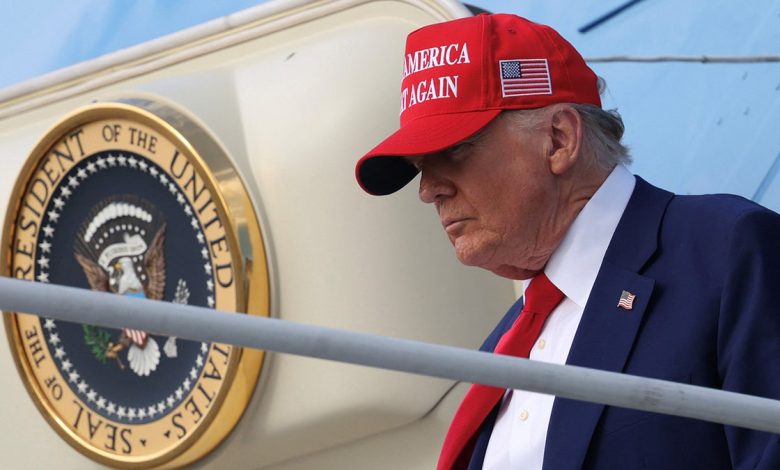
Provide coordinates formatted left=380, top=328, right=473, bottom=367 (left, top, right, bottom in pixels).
left=355, top=109, right=502, bottom=195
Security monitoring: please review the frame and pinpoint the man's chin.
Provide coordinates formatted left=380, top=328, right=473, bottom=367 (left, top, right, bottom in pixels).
left=454, top=241, right=512, bottom=274
left=452, top=244, right=487, bottom=268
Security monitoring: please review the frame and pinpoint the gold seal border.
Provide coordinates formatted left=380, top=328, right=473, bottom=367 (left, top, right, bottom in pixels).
left=1, top=99, right=270, bottom=468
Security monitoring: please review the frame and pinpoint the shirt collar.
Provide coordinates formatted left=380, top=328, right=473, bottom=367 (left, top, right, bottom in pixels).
left=543, top=164, right=636, bottom=308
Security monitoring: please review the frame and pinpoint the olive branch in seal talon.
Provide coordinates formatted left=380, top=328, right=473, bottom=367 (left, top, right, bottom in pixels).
left=82, top=324, right=127, bottom=369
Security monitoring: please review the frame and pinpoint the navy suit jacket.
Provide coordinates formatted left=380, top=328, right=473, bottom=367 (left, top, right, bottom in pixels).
left=467, top=177, right=780, bottom=469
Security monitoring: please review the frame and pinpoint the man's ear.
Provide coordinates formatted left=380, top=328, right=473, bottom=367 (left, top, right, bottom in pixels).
left=547, top=105, right=583, bottom=175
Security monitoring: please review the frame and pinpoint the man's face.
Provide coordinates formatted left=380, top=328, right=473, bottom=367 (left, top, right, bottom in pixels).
left=411, top=113, right=560, bottom=280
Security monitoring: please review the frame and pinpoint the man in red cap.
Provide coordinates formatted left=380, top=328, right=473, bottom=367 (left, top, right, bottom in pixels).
left=356, top=13, right=780, bottom=470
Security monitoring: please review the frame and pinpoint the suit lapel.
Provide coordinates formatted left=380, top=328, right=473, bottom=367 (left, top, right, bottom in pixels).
left=543, top=177, right=673, bottom=470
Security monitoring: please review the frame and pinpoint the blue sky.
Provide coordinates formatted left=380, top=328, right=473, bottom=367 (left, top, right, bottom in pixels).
left=2, top=0, right=263, bottom=89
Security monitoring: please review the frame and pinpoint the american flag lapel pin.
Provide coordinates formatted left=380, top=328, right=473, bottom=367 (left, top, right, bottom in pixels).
left=617, top=290, right=636, bottom=310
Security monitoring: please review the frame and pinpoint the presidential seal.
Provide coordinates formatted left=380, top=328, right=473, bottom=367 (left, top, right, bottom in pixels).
left=2, top=99, right=269, bottom=468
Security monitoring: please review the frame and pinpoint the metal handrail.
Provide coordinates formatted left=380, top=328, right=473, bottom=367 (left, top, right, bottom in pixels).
left=1, top=276, right=779, bottom=434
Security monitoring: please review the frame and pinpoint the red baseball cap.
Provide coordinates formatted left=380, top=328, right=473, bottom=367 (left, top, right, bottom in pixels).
left=355, top=13, right=601, bottom=195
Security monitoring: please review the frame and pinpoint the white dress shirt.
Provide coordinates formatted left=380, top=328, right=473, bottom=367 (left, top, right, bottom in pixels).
left=482, top=164, right=636, bottom=470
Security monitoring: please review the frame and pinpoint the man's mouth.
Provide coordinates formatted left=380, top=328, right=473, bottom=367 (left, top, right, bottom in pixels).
left=442, top=217, right=468, bottom=233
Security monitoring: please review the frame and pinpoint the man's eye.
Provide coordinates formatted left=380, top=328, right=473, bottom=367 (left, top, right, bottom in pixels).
left=446, top=142, right=472, bottom=161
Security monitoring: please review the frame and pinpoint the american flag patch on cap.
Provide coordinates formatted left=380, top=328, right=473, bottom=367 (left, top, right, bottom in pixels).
left=499, top=59, right=553, bottom=98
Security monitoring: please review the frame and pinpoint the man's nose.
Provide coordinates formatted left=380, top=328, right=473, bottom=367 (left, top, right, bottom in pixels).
left=418, top=169, right=455, bottom=203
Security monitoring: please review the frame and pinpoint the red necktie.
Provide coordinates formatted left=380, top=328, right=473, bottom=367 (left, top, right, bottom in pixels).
left=437, top=273, right=565, bottom=470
